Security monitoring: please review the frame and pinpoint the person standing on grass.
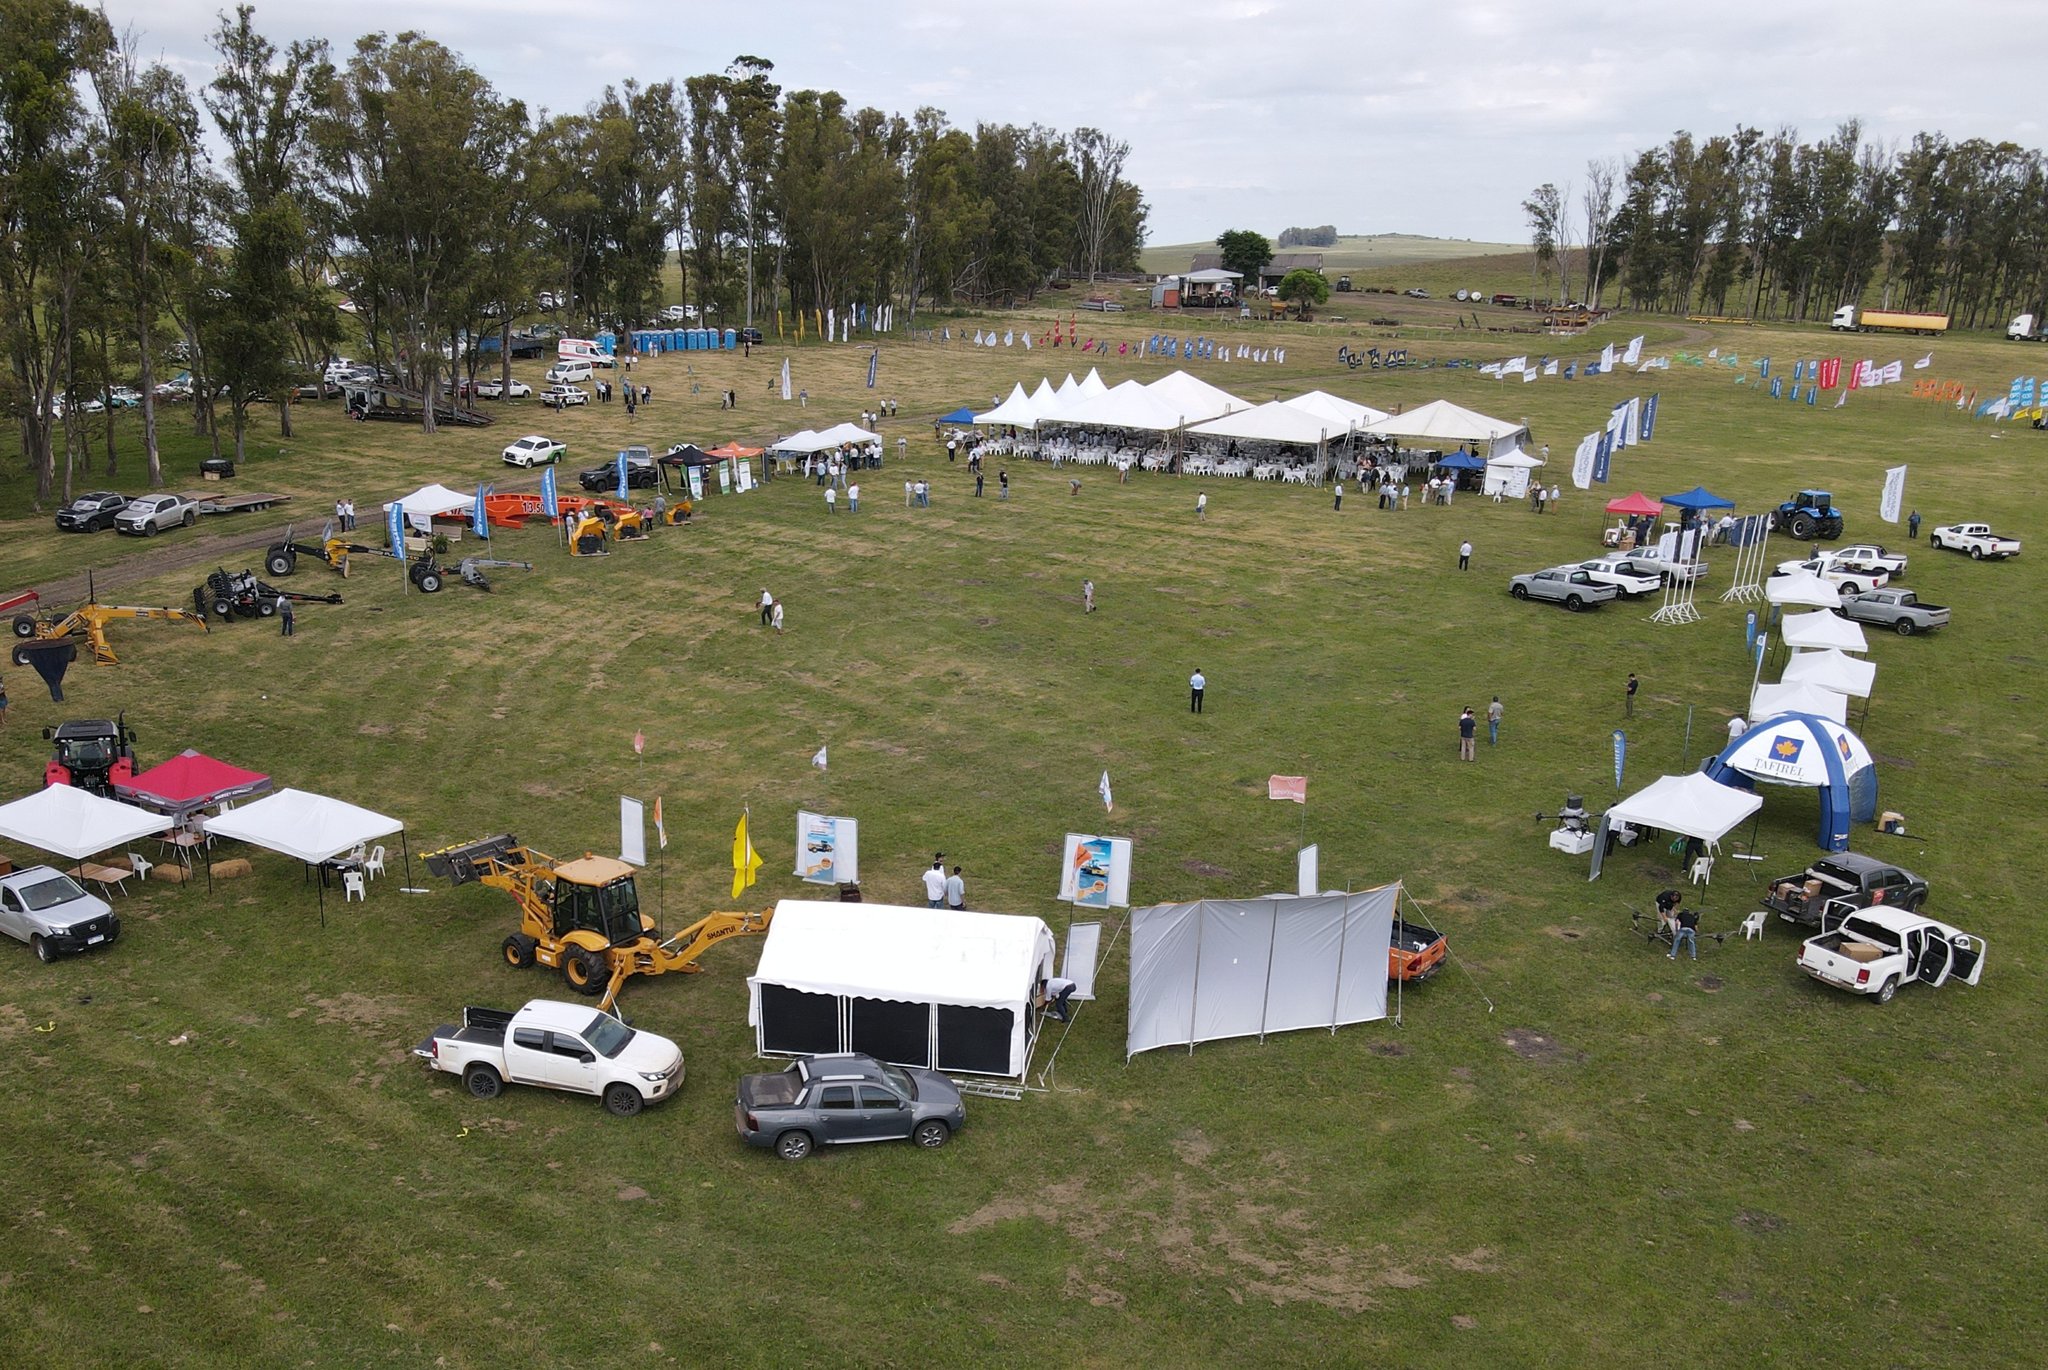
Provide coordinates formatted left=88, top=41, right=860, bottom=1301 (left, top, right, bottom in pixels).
left=1487, top=696, right=1503, bottom=746
left=1082, top=579, right=1095, bottom=613
left=760, top=587, right=775, bottom=626
left=1726, top=714, right=1747, bottom=745
left=999, top=468, right=1009, bottom=501
left=1908, top=510, right=1921, bottom=539
left=1333, top=481, right=1344, bottom=511
left=824, top=486, right=837, bottom=514
left=1626, top=672, right=1639, bottom=716
left=922, top=860, right=947, bottom=909
left=945, top=866, right=966, bottom=911
left=1190, top=667, right=1206, bottom=714
left=848, top=482, right=859, bottom=514
left=975, top=469, right=985, bottom=498
left=279, top=597, right=295, bottom=638
left=1458, top=706, right=1477, bottom=761
left=1400, top=482, right=1410, bottom=511
left=771, top=601, right=785, bottom=635
left=1458, top=539, right=1472, bottom=571
left=1196, top=490, right=1208, bottom=521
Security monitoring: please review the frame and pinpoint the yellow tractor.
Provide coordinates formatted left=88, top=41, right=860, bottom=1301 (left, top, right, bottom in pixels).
left=425, top=833, right=771, bottom=1011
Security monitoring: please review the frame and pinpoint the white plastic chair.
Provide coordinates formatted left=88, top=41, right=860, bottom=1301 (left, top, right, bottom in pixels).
left=1742, top=910, right=1767, bottom=941
left=343, top=870, right=366, bottom=902
left=1689, top=855, right=1714, bottom=886
left=127, top=851, right=154, bottom=882
left=365, top=845, right=386, bottom=881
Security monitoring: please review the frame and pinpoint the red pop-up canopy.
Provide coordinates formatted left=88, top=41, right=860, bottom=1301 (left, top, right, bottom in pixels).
left=116, top=750, right=272, bottom=822
left=1604, top=491, right=1664, bottom=515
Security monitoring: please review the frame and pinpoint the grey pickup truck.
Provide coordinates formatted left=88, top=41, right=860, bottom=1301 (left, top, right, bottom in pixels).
left=1838, top=588, right=1950, bottom=636
left=736, top=1053, right=965, bottom=1160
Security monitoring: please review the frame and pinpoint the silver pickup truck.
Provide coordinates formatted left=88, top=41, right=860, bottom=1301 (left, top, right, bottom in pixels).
left=1839, top=588, right=1950, bottom=636
left=414, top=999, right=683, bottom=1117
left=736, top=1053, right=965, bottom=1160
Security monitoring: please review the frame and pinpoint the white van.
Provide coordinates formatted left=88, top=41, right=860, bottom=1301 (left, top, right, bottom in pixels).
left=544, top=359, right=593, bottom=385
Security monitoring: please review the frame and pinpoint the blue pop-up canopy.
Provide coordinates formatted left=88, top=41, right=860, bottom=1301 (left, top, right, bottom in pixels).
left=938, top=407, right=978, bottom=423
left=1434, top=451, right=1487, bottom=471
left=1662, top=485, right=1734, bottom=510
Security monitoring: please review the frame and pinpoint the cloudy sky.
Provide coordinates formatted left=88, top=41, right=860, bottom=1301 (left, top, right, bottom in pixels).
left=113, top=0, right=2041, bottom=247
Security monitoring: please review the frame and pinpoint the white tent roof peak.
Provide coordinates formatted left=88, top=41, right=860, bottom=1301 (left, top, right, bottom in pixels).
left=0, top=785, right=171, bottom=860
left=1187, top=401, right=1333, bottom=446
left=1078, top=367, right=1108, bottom=397
left=1780, top=609, right=1869, bottom=653
left=1765, top=571, right=1844, bottom=608
left=975, top=382, right=1038, bottom=428
left=1040, top=379, right=1195, bottom=432
left=1751, top=680, right=1849, bottom=724
left=1486, top=448, right=1545, bottom=468
left=1365, top=399, right=1527, bottom=449
left=1283, top=391, right=1389, bottom=427
left=1144, top=369, right=1245, bottom=419
left=383, top=484, right=472, bottom=516
left=811, top=421, right=881, bottom=445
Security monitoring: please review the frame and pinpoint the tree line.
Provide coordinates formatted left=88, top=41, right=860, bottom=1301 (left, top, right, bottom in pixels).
left=1, top=3, right=1149, bottom=501
left=1523, top=122, right=2048, bottom=327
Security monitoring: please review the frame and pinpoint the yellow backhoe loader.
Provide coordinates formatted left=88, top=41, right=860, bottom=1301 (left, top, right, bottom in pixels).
left=11, top=594, right=209, bottom=666
left=425, top=833, right=771, bottom=1012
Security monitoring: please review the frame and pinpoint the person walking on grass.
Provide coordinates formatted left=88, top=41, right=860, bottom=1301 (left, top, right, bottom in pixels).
left=824, top=486, right=837, bottom=514
left=279, top=597, right=296, bottom=638
left=1333, top=481, right=1344, bottom=512
left=998, top=468, right=1009, bottom=501
left=760, top=587, right=775, bottom=626
left=1458, top=706, right=1477, bottom=761
left=1458, top=539, right=1472, bottom=571
left=771, top=601, right=785, bottom=635
left=848, top=482, right=859, bottom=514
left=922, top=859, right=947, bottom=909
left=1626, top=672, right=1639, bottom=717
left=1196, top=490, right=1208, bottom=521
left=1487, top=696, right=1503, bottom=746
left=976, top=469, right=985, bottom=498
left=1190, top=667, right=1206, bottom=714
left=1082, top=579, right=1095, bottom=613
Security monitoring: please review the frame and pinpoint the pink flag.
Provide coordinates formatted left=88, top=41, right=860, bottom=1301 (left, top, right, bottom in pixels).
left=632, top=729, right=645, bottom=755
left=1268, top=775, right=1307, bottom=803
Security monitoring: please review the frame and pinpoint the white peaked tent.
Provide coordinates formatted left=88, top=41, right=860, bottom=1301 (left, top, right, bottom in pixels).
left=0, top=784, right=170, bottom=861
left=382, top=484, right=472, bottom=518
left=1028, top=378, right=1059, bottom=414
left=1056, top=374, right=1079, bottom=399
left=1780, top=609, right=1869, bottom=653
left=1482, top=447, right=1546, bottom=498
left=749, top=900, right=1056, bottom=1079
left=974, top=382, right=1036, bottom=427
left=1588, top=773, right=1762, bottom=879
left=1077, top=367, right=1108, bottom=398
left=1751, top=680, right=1849, bottom=724
left=1041, top=379, right=1196, bottom=432
left=1126, top=886, right=1398, bottom=1058
left=1143, top=370, right=1245, bottom=420
left=1766, top=572, right=1844, bottom=608
left=1187, top=401, right=1333, bottom=446
left=1782, top=647, right=1877, bottom=699
left=1283, top=390, right=1390, bottom=427
left=205, top=788, right=404, bottom=864
left=1365, top=399, right=1528, bottom=455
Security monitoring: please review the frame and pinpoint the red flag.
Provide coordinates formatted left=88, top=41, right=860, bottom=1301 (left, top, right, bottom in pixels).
left=632, top=729, right=645, bottom=755
left=1268, top=775, right=1307, bottom=803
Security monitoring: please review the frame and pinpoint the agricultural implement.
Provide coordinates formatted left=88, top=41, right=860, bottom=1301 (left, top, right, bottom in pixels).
left=11, top=577, right=209, bottom=665
left=265, top=523, right=379, bottom=577
left=404, top=550, right=533, bottom=593
left=425, top=833, right=772, bottom=1012
left=194, top=568, right=344, bottom=621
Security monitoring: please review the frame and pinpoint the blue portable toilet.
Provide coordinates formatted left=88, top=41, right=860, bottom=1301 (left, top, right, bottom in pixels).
left=723, top=328, right=737, bottom=350
left=664, top=330, right=678, bottom=351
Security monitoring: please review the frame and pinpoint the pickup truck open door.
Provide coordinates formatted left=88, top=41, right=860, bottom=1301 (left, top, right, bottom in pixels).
left=1934, top=932, right=1986, bottom=987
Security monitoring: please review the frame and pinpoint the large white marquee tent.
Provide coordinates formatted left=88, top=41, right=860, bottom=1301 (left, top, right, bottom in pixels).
left=1365, top=400, right=1528, bottom=456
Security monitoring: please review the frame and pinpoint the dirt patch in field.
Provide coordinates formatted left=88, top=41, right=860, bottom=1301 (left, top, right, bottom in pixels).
left=1180, top=859, right=1232, bottom=878
left=1541, top=925, right=1584, bottom=941
left=1171, top=1131, right=1215, bottom=1166
left=307, top=991, right=415, bottom=1032
left=1368, top=1041, right=1409, bottom=1058
left=1734, top=1209, right=1788, bottom=1235
left=856, top=739, right=910, bottom=756
left=1064, top=1266, right=1128, bottom=1308
left=1500, top=1029, right=1577, bottom=1064
left=1869, top=751, right=1914, bottom=768
left=1696, top=975, right=1724, bottom=992
left=0, top=1004, right=29, bottom=1042
left=1452, top=1314, right=1479, bottom=1329
left=357, top=722, right=393, bottom=736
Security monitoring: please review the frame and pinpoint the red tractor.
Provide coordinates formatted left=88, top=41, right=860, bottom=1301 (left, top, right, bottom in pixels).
left=44, top=717, right=138, bottom=797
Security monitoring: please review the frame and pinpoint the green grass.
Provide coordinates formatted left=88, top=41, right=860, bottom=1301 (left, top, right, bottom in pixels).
left=1141, top=233, right=1527, bottom=276
left=1, top=306, right=2044, bottom=1366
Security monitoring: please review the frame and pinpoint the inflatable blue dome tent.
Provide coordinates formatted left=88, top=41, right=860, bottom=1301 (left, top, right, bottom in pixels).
left=1702, top=712, right=1876, bottom=851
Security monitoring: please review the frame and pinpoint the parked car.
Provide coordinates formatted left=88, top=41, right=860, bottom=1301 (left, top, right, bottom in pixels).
left=1928, top=523, right=2021, bottom=560
left=738, top=327, right=763, bottom=345
left=1404, top=287, right=1431, bottom=298
left=1507, top=566, right=1620, bottom=611
left=1774, top=557, right=1888, bottom=596
left=577, top=455, right=659, bottom=490
left=1621, top=544, right=1708, bottom=583
left=114, top=492, right=199, bottom=536
left=107, top=386, right=141, bottom=409
left=539, top=384, right=589, bottom=409
left=501, top=435, right=566, bottom=467
left=54, top=491, right=129, bottom=533
left=735, top=1053, right=966, bottom=1160
left=1838, top=588, right=1949, bottom=636
left=0, top=866, right=120, bottom=962
left=1821, top=543, right=1909, bottom=577
left=1797, top=906, right=1984, bottom=1003
left=1575, top=557, right=1664, bottom=597
left=476, top=378, right=532, bottom=399
left=414, top=999, right=684, bottom=1117
left=1762, top=852, right=1927, bottom=928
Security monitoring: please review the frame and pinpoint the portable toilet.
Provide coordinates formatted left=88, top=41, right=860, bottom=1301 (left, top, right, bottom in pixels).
left=596, top=331, right=616, bottom=355
left=724, top=328, right=737, bottom=350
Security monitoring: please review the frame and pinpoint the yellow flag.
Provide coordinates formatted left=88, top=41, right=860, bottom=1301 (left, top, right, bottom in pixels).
left=732, top=812, right=762, bottom=898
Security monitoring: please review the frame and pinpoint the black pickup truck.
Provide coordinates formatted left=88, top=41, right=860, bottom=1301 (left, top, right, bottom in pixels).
left=1762, top=852, right=1927, bottom=927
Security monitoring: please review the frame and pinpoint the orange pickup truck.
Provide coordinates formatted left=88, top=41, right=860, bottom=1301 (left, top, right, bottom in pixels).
left=1389, top=919, right=1447, bottom=981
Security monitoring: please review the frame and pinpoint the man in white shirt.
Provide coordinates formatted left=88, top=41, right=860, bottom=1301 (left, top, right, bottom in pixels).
left=848, top=482, right=859, bottom=513
left=759, top=587, right=774, bottom=626
left=1726, top=714, right=1747, bottom=744
left=824, top=486, right=836, bottom=513
left=944, top=866, right=965, bottom=911
left=1190, top=668, right=1206, bottom=713
left=1041, top=975, right=1079, bottom=1023
left=921, top=860, right=947, bottom=908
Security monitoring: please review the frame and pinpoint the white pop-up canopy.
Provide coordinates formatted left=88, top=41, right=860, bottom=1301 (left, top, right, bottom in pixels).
left=974, top=383, right=1036, bottom=427
left=1365, top=399, right=1528, bottom=455
left=1751, top=680, right=1849, bottom=724
left=203, top=787, right=403, bottom=865
left=1483, top=446, right=1547, bottom=498
left=1765, top=571, right=1844, bottom=608
left=382, top=484, right=472, bottom=518
left=1126, top=886, right=1398, bottom=1058
left=1780, top=609, right=1869, bottom=653
left=1588, top=773, right=1762, bottom=880
left=811, top=422, right=881, bottom=446
left=0, top=784, right=170, bottom=861
left=1782, top=647, right=1877, bottom=699
left=769, top=428, right=825, bottom=452
left=1283, top=390, right=1390, bottom=427
left=748, top=900, right=1056, bottom=1079
left=1186, top=401, right=1333, bottom=446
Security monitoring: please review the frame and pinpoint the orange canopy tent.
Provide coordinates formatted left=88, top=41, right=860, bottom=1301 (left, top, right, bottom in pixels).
left=704, top=443, right=764, bottom=459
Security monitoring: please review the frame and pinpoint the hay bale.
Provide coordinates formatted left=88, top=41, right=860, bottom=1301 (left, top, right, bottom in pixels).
left=153, top=863, right=191, bottom=884
left=211, top=857, right=254, bottom=881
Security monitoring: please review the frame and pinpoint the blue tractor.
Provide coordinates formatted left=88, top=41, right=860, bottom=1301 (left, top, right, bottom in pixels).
left=1775, top=489, right=1843, bottom=541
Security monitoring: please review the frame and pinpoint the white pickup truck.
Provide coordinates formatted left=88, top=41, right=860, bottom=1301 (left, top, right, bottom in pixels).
left=1576, top=557, right=1665, bottom=597
left=1928, top=523, right=2021, bottom=560
left=1776, top=557, right=1889, bottom=596
left=1796, top=906, right=1986, bottom=1003
left=413, top=999, right=684, bottom=1117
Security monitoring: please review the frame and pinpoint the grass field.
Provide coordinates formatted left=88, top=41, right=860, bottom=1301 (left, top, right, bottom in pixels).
left=1, top=305, right=2045, bottom=1367
left=1140, top=233, right=1526, bottom=276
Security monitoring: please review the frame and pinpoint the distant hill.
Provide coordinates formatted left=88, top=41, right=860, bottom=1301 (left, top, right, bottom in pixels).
left=1139, top=233, right=1526, bottom=275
